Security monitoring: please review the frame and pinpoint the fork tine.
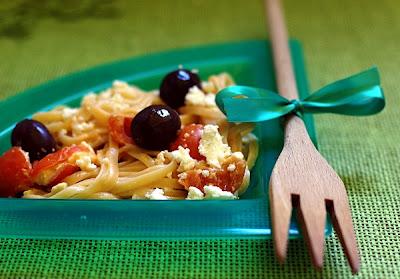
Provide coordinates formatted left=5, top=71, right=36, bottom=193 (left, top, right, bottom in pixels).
left=297, top=196, right=326, bottom=269
left=270, top=183, right=292, bottom=263
left=328, top=199, right=360, bottom=274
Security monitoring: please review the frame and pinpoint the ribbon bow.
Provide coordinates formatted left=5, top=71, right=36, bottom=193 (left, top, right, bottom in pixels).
left=215, top=67, right=385, bottom=122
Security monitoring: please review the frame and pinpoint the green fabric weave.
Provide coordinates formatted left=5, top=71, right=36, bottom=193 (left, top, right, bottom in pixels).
left=1, top=0, right=400, bottom=278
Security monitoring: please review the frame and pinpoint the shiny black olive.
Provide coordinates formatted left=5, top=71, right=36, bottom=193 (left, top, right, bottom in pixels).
left=131, top=105, right=181, bottom=150
left=11, top=119, right=57, bottom=162
left=159, top=69, right=202, bottom=108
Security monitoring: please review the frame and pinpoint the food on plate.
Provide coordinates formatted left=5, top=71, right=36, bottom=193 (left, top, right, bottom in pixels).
left=0, top=70, right=258, bottom=200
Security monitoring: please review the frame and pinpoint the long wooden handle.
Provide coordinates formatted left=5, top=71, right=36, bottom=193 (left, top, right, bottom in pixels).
left=265, top=0, right=299, bottom=100
left=265, top=0, right=309, bottom=148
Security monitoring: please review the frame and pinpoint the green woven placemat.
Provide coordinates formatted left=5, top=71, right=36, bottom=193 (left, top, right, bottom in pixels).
left=1, top=0, right=399, bottom=278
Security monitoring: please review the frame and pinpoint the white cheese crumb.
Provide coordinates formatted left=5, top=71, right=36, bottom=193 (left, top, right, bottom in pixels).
left=145, top=188, right=169, bottom=200
left=170, top=146, right=197, bottom=172
left=69, top=152, right=97, bottom=171
left=76, top=154, right=97, bottom=171
left=204, top=185, right=238, bottom=200
left=112, top=93, right=124, bottom=102
left=201, top=169, right=210, bottom=177
left=62, top=108, right=78, bottom=119
left=198, top=124, right=231, bottom=168
left=72, top=122, right=94, bottom=133
left=227, top=164, right=236, bottom=172
left=112, top=80, right=128, bottom=88
left=100, top=90, right=112, bottom=98
left=232, top=152, right=244, bottom=160
left=155, top=150, right=168, bottom=165
left=178, top=172, right=188, bottom=180
left=186, top=187, right=205, bottom=200
left=184, top=133, right=190, bottom=138
left=185, top=86, right=216, bottom=107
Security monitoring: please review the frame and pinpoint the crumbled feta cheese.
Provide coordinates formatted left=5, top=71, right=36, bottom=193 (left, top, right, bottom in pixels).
left=76, top=154, right=97, bottom=171
left=198, top=124, right=231, bottom=168
left=59, top=129, right=67, bottom=137
left=101, top=90, right=112, bottom=99
left=204, top=185, right=237, bottom=200
left=201, top=169, right=210, bottom=177
left=114, top=103, right=130, bottom=111
left=69, top=152, right=97, bottom=171
left=112, top=80, right=128, bottom=88
left=155, top=151, right=168, bottom=165
left=185, top=86, right=216, bottom=107
left=86, top=93, right=97, bottom=99
left=178, top=172, right=188, bottom=180
left=170, top=146, right=197, bottom=171
left=227, top=164, right=236, bottom=172
left=62, top=108, right=78, bottom=119
left=184, top=133, right=190, bottom=138
left=112, top=93, right=124, bottom=102
left=145, top=188, right=168, bottom=200
left=72, top=122, right=94, bottom=133
left=186, top=187, right=204, bottom=200
left=232, top=152, right=244, bottom=160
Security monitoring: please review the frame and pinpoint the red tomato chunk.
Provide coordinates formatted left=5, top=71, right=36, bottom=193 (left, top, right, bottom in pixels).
left=0, top=147, right=32, bottom=197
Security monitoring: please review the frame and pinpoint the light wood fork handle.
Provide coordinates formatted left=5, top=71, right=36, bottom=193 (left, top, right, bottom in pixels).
left=265, top=0, right=298, bottom=100
left=265, top=0, right=308, bottom=149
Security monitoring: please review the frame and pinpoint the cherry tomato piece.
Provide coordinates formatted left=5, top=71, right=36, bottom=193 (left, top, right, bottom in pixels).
left=178, top=156, right=246, bottom=193
left=0, top=147, right=32, bottom=197
left=48, top=163, right=80, bottom=186
left=108, top=115, right=134, bottom=145
left=31, top=145, right=89, bottom=186
left=170, top=124, right=205, bottom=160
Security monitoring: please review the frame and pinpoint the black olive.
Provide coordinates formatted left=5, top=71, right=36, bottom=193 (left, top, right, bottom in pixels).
left=11, top=119, right=56, bottom=162
left=131, top=105, right=181, bottom=150
left=159, top=69, right=202, bottom=108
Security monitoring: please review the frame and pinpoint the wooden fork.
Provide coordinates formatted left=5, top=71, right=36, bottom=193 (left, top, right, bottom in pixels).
left=265, top=0, right=360, bottom=273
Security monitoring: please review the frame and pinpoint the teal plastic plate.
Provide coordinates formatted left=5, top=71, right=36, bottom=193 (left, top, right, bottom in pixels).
left=0, top=40, right=332, bottom=240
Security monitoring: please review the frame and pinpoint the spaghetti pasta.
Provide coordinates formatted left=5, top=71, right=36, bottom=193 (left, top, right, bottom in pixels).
left=18, top=72, right=259, bottom=200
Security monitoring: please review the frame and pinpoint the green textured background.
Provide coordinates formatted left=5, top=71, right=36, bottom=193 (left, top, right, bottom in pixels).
left=0, top=0, right=399, bottom=278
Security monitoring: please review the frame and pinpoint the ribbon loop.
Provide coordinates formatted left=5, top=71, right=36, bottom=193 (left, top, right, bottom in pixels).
left=215, top=67, right=385, bottom=122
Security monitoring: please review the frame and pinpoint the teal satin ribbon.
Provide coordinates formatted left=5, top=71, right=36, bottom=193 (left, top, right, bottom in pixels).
left=215, top=67, right=385, bottom=122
